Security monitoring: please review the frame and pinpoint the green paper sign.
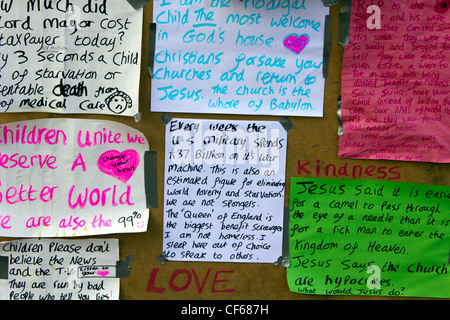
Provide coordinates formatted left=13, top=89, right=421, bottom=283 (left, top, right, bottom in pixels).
left=287, top=178, right=450, bottom=298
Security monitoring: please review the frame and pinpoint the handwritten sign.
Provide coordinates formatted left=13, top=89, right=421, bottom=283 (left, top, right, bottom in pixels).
left=338, top=1, right=450, bottom=163
left=163, top=119, right=287, bottom=262
left=0, top=238, right=119, bottom=300
left=287, top=178, right=450, bottom=298
left=0, top=118, right=149, bottom=237
left=151, top=0, right=327, bottom=116
left=0, top=0, right=142, bottom=116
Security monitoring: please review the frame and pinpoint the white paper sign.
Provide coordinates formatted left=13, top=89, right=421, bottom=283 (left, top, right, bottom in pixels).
left=0, top=0, right=142, bottom=116
left=151, top=0, right=327, bottom=116
left=163, top=118, right=287, bottom=263
left=0, top=118, right=149, bottom=237
left=0, top=238, right=120, bottom=300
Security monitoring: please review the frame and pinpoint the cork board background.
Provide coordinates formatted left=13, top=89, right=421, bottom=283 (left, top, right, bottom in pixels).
left=0, top=1, right=448, bottom=300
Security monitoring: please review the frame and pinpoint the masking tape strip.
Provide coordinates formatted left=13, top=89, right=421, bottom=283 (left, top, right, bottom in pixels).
left=274, top=206, right=290, bottom=267
left=134, top=112, right=142, bottom=122
left=0, top=256, right=8, bottom=279
left=321, top=0, right=338, bottom=6
left=116, top=255, right=134, bottom=278
left=338, top=0, right=352, bottom=47
left=144, top=151, right=158, bottom=209
left=157, top=252, right=169, bottom=265
left=337, top=95, right=344, bottom=136
left=279, top=117, right=294, bottom=132
left=148, top=23, right=157, bottom=78
left=126, top=0, right=150, bottom=10
left=323, top=15, right=331, bottom=78
left=160, top=112, right=173, bottom=126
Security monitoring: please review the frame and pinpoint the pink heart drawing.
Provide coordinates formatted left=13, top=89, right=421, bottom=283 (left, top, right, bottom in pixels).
left=283, top=34, right=310, bottom=54
left=98, top=149, right=140, bottom=183
left=97, top=270, right=109, bottom=277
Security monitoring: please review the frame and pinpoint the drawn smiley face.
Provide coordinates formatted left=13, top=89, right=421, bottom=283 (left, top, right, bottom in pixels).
left=137, top=220, right=146, bottom=228
left=105, top=91, right=133, bottom=114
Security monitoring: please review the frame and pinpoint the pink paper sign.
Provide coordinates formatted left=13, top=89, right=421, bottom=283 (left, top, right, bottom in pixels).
left=338, top=1, right=449, bottom=163
left=0, top=118, right=149, bottom=237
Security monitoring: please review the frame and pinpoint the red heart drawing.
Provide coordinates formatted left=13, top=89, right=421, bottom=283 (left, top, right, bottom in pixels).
left=98, top=149, right=140, bottom=183
left=97, top=270, right=109, bottom=277
left=283, top=34, right=310, bottom=54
